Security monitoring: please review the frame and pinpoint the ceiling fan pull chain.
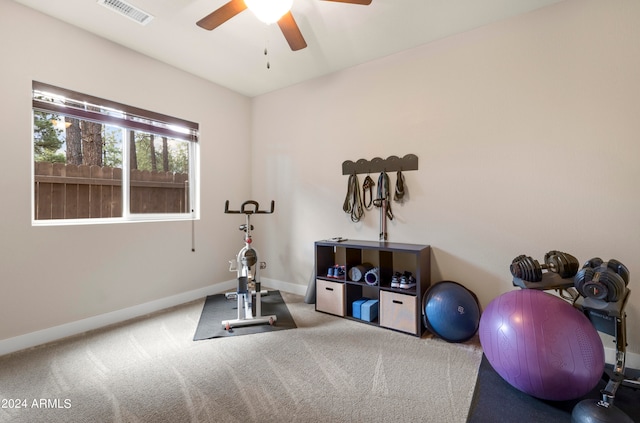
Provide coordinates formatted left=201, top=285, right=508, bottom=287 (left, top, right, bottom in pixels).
left=264, top=29, right=271, bottom=69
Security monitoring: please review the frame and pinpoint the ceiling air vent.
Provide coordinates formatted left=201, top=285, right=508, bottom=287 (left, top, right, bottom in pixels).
left=97, top=0, right=154, bottom=25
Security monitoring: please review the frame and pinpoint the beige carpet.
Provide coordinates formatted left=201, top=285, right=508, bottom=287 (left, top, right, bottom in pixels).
left=0, top=292, right=483, bottom=423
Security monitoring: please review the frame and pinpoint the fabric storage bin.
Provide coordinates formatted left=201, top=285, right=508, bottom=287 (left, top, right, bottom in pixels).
left=380, top=290, right=417, bottom=334
left=316, top=279, right=345, bottom=317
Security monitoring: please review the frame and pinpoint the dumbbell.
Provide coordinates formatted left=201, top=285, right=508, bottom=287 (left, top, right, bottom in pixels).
left=510, top=250, right=579, bottom=282
left=574, top=258, right=629, bottom=302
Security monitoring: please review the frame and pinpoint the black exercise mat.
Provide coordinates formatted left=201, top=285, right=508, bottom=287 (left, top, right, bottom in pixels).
left=193, top=290, right=296, bottom=340
left=468, top=354, right=640, bottom=422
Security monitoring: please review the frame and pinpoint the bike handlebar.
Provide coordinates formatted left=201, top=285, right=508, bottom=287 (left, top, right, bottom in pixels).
left=224, top=200, right=275, bottom=215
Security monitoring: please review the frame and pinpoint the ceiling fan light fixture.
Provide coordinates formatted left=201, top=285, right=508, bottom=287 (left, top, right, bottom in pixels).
left=244, top=0, right=293, bottom=25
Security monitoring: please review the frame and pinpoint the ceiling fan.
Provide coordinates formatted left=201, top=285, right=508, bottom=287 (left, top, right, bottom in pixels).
left=196, top=0, right=372, bottom=51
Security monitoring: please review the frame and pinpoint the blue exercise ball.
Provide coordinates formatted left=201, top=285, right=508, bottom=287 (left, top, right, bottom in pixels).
left=422, top=281, right=481, bottom=343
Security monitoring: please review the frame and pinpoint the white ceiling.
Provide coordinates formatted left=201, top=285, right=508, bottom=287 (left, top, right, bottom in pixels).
left=12, top=0, right=564, bottom=97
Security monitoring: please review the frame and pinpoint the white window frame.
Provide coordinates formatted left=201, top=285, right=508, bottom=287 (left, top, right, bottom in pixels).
left=31, top=81, right=200, bottom=226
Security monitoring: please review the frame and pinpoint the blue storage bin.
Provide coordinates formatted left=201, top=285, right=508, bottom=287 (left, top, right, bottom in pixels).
left=361, top=299, right=379, bottom=322
left=352, top=298, right=368, bottom=319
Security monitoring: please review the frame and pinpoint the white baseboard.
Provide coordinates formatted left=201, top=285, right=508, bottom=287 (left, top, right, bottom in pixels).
left=0, top=280, right=236, bottom=357
left=261, top=278, right=308, bottom=297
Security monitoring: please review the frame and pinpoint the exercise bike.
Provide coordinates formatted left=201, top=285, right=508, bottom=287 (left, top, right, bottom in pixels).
left=222, top=200, right=277, bottom=331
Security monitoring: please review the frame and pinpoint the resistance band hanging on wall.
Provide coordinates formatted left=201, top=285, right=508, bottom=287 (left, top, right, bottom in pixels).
left=343, top=173, right=364, bottom=222
left=341, top=154, right=418, bottom=240
left=373, top=171, right=393, bottom=241
left=362, top=175, right=375, bottom=210
left=394, top=170, right=405, bottom=202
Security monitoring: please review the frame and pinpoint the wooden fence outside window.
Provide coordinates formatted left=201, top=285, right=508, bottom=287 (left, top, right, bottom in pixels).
left=34, top=162, right=189, bottom=220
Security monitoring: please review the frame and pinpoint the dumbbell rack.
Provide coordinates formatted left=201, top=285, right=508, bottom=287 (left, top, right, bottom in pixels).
left=513, top=274, right=639, bottom=408
left=573, top=289, right=639, bottom=398
left=512, top=273, right=578, bottom=301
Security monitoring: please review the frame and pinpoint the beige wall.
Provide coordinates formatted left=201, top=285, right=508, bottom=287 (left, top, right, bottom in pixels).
left=251, top=0, right=640, bottom=362
left=0, top=0, right=251, bottom=346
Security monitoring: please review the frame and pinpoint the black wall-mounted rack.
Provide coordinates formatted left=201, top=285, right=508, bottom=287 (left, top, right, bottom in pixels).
left=342, top=154, right=419, bottom=175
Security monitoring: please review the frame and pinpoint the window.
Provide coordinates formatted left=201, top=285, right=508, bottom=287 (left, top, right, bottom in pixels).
left=32, top=81, right=199, bottom=224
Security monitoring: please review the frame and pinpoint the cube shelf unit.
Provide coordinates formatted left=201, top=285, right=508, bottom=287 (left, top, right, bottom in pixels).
left=315, top=239, right=431, bottom=336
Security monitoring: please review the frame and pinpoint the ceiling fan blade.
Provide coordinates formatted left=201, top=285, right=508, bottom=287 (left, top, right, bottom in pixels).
left=321, top=0, right=372, bottom=5
left=277, top=12, right=307, bottom=51
left=196, top=0, right=247, bottom=30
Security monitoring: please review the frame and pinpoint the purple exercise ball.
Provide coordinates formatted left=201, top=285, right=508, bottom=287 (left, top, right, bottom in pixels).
left=479, top=289, right=604, bottom=401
